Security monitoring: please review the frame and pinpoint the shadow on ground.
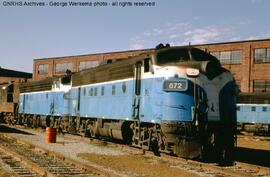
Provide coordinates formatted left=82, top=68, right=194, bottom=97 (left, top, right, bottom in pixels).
left=235, top=147, right=270, bottom=167
left=0, top=124, right=33, bottom=135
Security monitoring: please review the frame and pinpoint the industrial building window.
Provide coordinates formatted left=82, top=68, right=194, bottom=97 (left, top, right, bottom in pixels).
left=55, top=63, right=73, bottom=73
left=79, top=61, right=99, bottom=71
left=210, top=50, right=242, bottom=64
left=262, top=107, right=267, bottom=112
left=254, top=48, right=270, bottom=63
left=253, top=80, right=270, bottom=92
left=251, top=107, right=256, bottom=111
left=38, top=64, right=49, bottom=74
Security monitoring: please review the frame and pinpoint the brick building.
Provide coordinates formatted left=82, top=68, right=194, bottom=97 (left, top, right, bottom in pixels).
left=33, top=38, right=270, bottom=94
left=0, top=67, right=32, bottom=84
left=33, top=49, right=150, bottom=80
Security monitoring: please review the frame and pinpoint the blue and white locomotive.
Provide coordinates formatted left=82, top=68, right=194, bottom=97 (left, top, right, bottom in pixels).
left=18, top=45, right=237, bottom=164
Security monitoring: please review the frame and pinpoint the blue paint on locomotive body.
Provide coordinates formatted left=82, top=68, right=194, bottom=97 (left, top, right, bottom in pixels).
left=18, top=75, right=218, bottom=124
left=19, top=91, right=70, bottom=116
left=78, top=79, right=134, bottom=119
left=75, top=77, right=197, bottom=123
left=18, top=74, right=237, bottom=126
left=237, top=104, right=270, bottom=124
left=141, top=77, right=198, bottom=122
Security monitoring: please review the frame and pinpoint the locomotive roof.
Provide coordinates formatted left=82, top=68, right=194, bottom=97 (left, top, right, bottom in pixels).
left=71, top=46, right=219, bottom=87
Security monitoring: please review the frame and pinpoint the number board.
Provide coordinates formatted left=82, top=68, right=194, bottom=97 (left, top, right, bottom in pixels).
left=163, top=80, right=188, bottom=91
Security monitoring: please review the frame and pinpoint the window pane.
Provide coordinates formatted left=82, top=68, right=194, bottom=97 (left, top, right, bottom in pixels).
left=254, top=48, right=266, bottom=63
left=79, top=61, right=99, bottom=71
left=254, top=80, right=266, bottom=92
left=38, top=64, right=48, bottom=74
left=266, top=81, right=270, bottom=92
left=55, top=63, right=72, bottom=73
left=266, top=48, right=270, bottom=62
left=219, top=51, right=231, bottom=64
left=231, top=50, right=242, bottom=64
left=210, top=52, right=220, bottom=59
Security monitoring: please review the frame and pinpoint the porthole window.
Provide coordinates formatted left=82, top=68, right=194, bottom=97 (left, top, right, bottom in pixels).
left=112, top=85, right=116, bottom=95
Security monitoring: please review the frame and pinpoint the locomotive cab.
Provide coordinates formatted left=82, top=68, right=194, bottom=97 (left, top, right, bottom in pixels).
left=141, top=46, right=237, bottom=163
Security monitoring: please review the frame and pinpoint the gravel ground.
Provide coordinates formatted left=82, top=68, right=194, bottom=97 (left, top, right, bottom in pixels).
left=2, top=125, right=270, bottom=177
left=0, top=161, right=13, bottom=177
left=0, top=125, right=129, bottom=176
left=0, top=125, right=199, bottom=177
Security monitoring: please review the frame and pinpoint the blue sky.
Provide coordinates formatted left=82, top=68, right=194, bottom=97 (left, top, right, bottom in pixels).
left=0, top=0, right=270, bottom=72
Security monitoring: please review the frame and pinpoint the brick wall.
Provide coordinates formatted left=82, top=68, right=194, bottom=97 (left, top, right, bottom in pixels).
left=198, top=39, right=270, bottom=93
left=33, top=49, right=149, bottom=80
left=32, top=39, right=270, bottom=93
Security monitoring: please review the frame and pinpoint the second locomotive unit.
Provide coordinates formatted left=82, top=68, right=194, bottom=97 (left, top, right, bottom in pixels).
left=16, top=45, right=237, bottom=164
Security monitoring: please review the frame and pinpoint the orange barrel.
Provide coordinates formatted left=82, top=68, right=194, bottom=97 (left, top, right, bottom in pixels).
left=46, top=127, right=57, bottom=143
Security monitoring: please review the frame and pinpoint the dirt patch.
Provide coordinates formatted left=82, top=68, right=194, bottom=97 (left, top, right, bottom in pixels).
left=78, top=153, right=199, bottom=177
left=237, top=135, right=270, bottom=151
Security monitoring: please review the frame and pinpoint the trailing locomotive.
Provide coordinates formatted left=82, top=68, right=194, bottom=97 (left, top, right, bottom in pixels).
left=6, top=45, right=237, bottom=164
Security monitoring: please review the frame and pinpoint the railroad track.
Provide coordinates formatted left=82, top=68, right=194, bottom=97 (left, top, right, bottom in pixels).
left=57, top=132, right=270, bottom=177
left=2, top=125, right=270, bottom=177
left=0, top=151, right=40, bottom=177
left=0, top=135, right=102, bottom=177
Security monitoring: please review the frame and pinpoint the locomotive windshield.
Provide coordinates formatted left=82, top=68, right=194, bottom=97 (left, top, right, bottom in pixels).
left=156, top=48, right=189, bottom=65
left=156, top=47, right=218, bottom=65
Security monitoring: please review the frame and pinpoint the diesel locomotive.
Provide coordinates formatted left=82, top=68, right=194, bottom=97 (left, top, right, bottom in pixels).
left=3, top=45, right=238, bottom=164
